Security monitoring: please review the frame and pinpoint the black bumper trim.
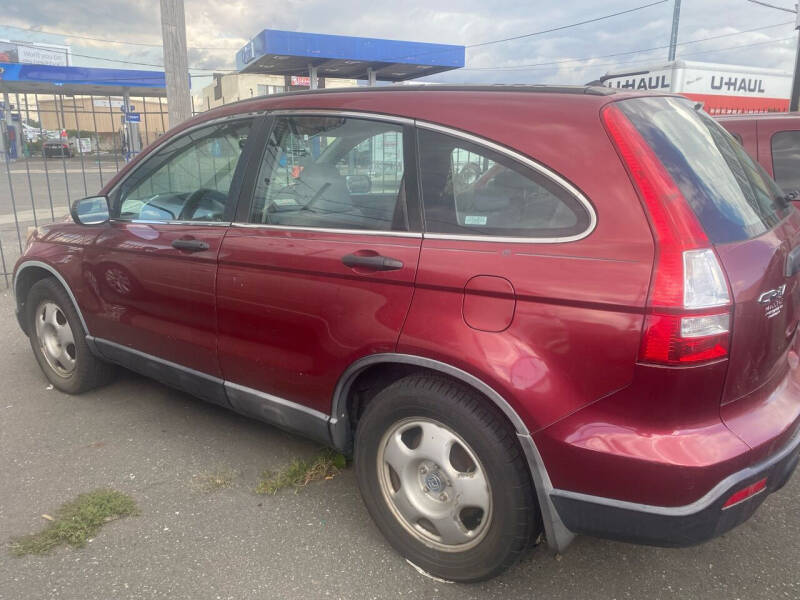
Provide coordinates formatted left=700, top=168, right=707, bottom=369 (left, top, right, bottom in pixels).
left=550, top=431, right=800, bottom=547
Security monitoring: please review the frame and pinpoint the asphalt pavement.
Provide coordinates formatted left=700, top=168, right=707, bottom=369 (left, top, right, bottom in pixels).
left=0, top=289, right=799, bottom=600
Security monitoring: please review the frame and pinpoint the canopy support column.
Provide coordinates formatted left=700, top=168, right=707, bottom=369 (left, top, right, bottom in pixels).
left=308, top=65, right=319, bottom=90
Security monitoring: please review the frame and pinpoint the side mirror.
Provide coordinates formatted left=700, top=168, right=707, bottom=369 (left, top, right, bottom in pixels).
left=346, top=174, right=371, bottom=194
left=70, top=195, right=110, bottom=226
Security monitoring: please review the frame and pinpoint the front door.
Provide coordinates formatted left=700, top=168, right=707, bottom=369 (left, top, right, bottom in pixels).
left=85, top=117, right=255, bottom=403
left=217, top=113, right=422, bottom=419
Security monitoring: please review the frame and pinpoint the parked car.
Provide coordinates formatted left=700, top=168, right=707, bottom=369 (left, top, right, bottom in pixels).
left=13, top=86, right=800, bottom=582
left=42, top=140, right=72, bottom=158
left=718, top=112, right=800, bottom=196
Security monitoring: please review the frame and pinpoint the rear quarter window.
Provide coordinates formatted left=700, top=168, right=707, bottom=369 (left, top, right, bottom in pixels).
left=417, top=128, right=593, bottom=240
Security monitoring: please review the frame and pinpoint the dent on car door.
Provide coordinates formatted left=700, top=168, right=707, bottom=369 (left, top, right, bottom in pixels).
left=217, top=114, right=422, bottom=417
left=84, top=117, right=255, bottom=383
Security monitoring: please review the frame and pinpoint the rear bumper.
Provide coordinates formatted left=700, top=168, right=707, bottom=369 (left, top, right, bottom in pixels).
left=549, top=425, right=800, bottom=547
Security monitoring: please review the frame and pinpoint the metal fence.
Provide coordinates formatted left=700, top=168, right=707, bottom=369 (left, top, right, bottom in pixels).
left=0, top=92, right=211, bottom=287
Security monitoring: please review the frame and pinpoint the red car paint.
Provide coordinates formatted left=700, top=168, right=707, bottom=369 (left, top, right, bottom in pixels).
left=14, top=87, right=800, bottom=549
left=719, top=112, right=800, bottom=182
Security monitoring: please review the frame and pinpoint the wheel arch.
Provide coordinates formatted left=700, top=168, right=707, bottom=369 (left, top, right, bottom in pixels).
left=330, top=354, right=530, bottom=449
left=14, top=261, right=90, bottom=336
left=328, top=352, right=576, bottom=553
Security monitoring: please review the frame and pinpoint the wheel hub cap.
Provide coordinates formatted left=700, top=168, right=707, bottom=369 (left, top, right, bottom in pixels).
left=377, top=417, right=493, bottom=552
left=34, top=301, right=76, bottom=377
left=424, top=471, right=445, bottom=494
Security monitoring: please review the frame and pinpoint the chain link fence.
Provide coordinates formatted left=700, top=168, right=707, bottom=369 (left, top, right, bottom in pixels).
left=0, top=92, right=213, bottom=287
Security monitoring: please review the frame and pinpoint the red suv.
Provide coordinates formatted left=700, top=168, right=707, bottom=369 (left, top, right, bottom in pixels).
left=13, top=87, right=800, bottom=582
left=718, top=112, right=800, bottom=196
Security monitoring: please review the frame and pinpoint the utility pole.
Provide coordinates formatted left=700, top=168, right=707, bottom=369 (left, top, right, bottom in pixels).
left=747, top=0, right=800, bottom=111
left=668, top=0, right=681, bottom=61
left=160, top=0, right=192, bottom=127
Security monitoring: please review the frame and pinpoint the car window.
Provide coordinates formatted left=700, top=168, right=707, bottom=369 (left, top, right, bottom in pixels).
left=772, top=130, right=800, bottom=194
left=115, top=118, right=252, bottom=222
left=249, top=116, right=407, bottom=231
left=417, top=128, right=591, bottom=238
left=618, top=97, right=789, bottom=244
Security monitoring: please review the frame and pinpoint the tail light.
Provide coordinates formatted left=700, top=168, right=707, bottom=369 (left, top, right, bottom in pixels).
left=602, top=103, right=732, bottom=366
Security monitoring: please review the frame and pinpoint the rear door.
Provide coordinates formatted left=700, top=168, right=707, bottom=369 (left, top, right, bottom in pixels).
left=216, top=113, right=422, bottom=416
left=620, top=97, right=800, bottom=449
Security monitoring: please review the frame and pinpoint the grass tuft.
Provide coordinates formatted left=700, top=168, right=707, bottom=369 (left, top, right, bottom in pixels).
left=255, top=449, right=347, bottom=495
left=9, top=489, right=138, bottom=557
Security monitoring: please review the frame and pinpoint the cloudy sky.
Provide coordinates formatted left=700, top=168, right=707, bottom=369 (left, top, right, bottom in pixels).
left=1, top=0, right=797, bottom=90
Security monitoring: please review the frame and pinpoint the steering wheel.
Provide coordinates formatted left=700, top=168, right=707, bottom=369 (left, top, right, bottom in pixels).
left=178, top=188, right=227, bottom=221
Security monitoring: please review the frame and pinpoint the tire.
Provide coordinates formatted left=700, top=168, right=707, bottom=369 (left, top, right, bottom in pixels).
left=25, top=278, right=113, bottom=394
left=355, top=374, right=540, bottom=582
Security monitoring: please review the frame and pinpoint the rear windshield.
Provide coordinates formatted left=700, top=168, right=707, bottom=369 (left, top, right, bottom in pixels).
left=617, top=96, right=790, bottom=244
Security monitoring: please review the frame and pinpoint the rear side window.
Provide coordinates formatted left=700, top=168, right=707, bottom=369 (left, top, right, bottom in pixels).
left=771, top=131, right=800, bottom=194
left=417, top=128, right=592, bottom=239
left=617, top=97, right=789, bottom=244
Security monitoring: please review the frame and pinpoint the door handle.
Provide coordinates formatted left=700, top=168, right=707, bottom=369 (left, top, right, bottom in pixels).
left=342, top=253, right=403, bottom=271
left=172, top=238, right=209, bottom=252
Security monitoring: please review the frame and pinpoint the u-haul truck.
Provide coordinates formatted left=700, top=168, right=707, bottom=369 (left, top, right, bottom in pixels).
left=600, top=60, right=791, bottom=114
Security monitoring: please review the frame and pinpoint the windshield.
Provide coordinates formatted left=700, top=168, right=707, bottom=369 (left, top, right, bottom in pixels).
left=617, top=96, right=790, bottom=244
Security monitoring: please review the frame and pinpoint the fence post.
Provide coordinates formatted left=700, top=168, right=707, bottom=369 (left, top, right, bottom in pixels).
left=31, top=93, right=55, bottom=221
left=15, top=93, right=38, bottom=227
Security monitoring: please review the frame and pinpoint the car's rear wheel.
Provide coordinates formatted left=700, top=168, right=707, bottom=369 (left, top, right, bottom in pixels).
left=355, top=374, right=540, bottom=582
left=26, top=278, right=113, bottom=394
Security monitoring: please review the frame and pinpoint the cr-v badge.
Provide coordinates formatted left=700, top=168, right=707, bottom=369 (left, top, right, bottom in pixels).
left=758, top=284, right=787, bottom=319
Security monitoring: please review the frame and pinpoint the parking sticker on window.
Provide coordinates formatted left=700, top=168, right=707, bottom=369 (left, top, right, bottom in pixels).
left=464, top=215, right=487, bottom=225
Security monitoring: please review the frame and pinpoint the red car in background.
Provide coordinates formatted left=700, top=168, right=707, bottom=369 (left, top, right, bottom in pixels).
left=13, top=87, right=800, bottom=582
left=719, top=112, right=800, bottom=195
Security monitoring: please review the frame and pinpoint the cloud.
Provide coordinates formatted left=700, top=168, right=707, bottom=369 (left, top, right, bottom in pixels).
left=0, top=0, right=796, bottom=86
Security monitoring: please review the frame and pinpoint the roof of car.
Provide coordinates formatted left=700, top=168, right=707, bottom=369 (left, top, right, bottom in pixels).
left=242, top=83, right=619, bottom=100
left=716, top=112, right=800, bottom=122
left=187, top=83, right=679, bottom=126
left=100, top=84, right=676, bottom=195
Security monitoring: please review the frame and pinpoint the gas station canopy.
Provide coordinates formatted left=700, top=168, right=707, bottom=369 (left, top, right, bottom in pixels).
left=0, top=62, right=166, bottom=96
left=236, top=29, right=465, bottom=82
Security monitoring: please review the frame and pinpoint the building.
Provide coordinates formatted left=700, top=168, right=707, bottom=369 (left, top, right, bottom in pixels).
left=35, top=96, right=168, bottom=151
left=600, top=60, right=791, bottom=114
left=194, top=72, right=358, bottom=111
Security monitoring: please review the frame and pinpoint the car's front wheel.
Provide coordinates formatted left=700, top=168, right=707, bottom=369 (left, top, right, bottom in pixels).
left=26, top=278, right=113, bottom=394
left=355, top=374, right=540, bottom=582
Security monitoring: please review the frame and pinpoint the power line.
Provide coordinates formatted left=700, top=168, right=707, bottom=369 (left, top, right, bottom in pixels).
left=468, top=35, right=795, bottom=75
left=462, top=20, right=793, bottom=70
left=4, top=1, right=672, bottom=79
left=747, top=0, right=797, bottom=14
left=0, top=23, right=241, bottom=50
left=467, top=0, right=668, bottom=48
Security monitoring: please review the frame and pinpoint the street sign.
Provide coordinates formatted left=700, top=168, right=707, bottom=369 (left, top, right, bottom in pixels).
left=125, top=112, right=141, bottom=123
